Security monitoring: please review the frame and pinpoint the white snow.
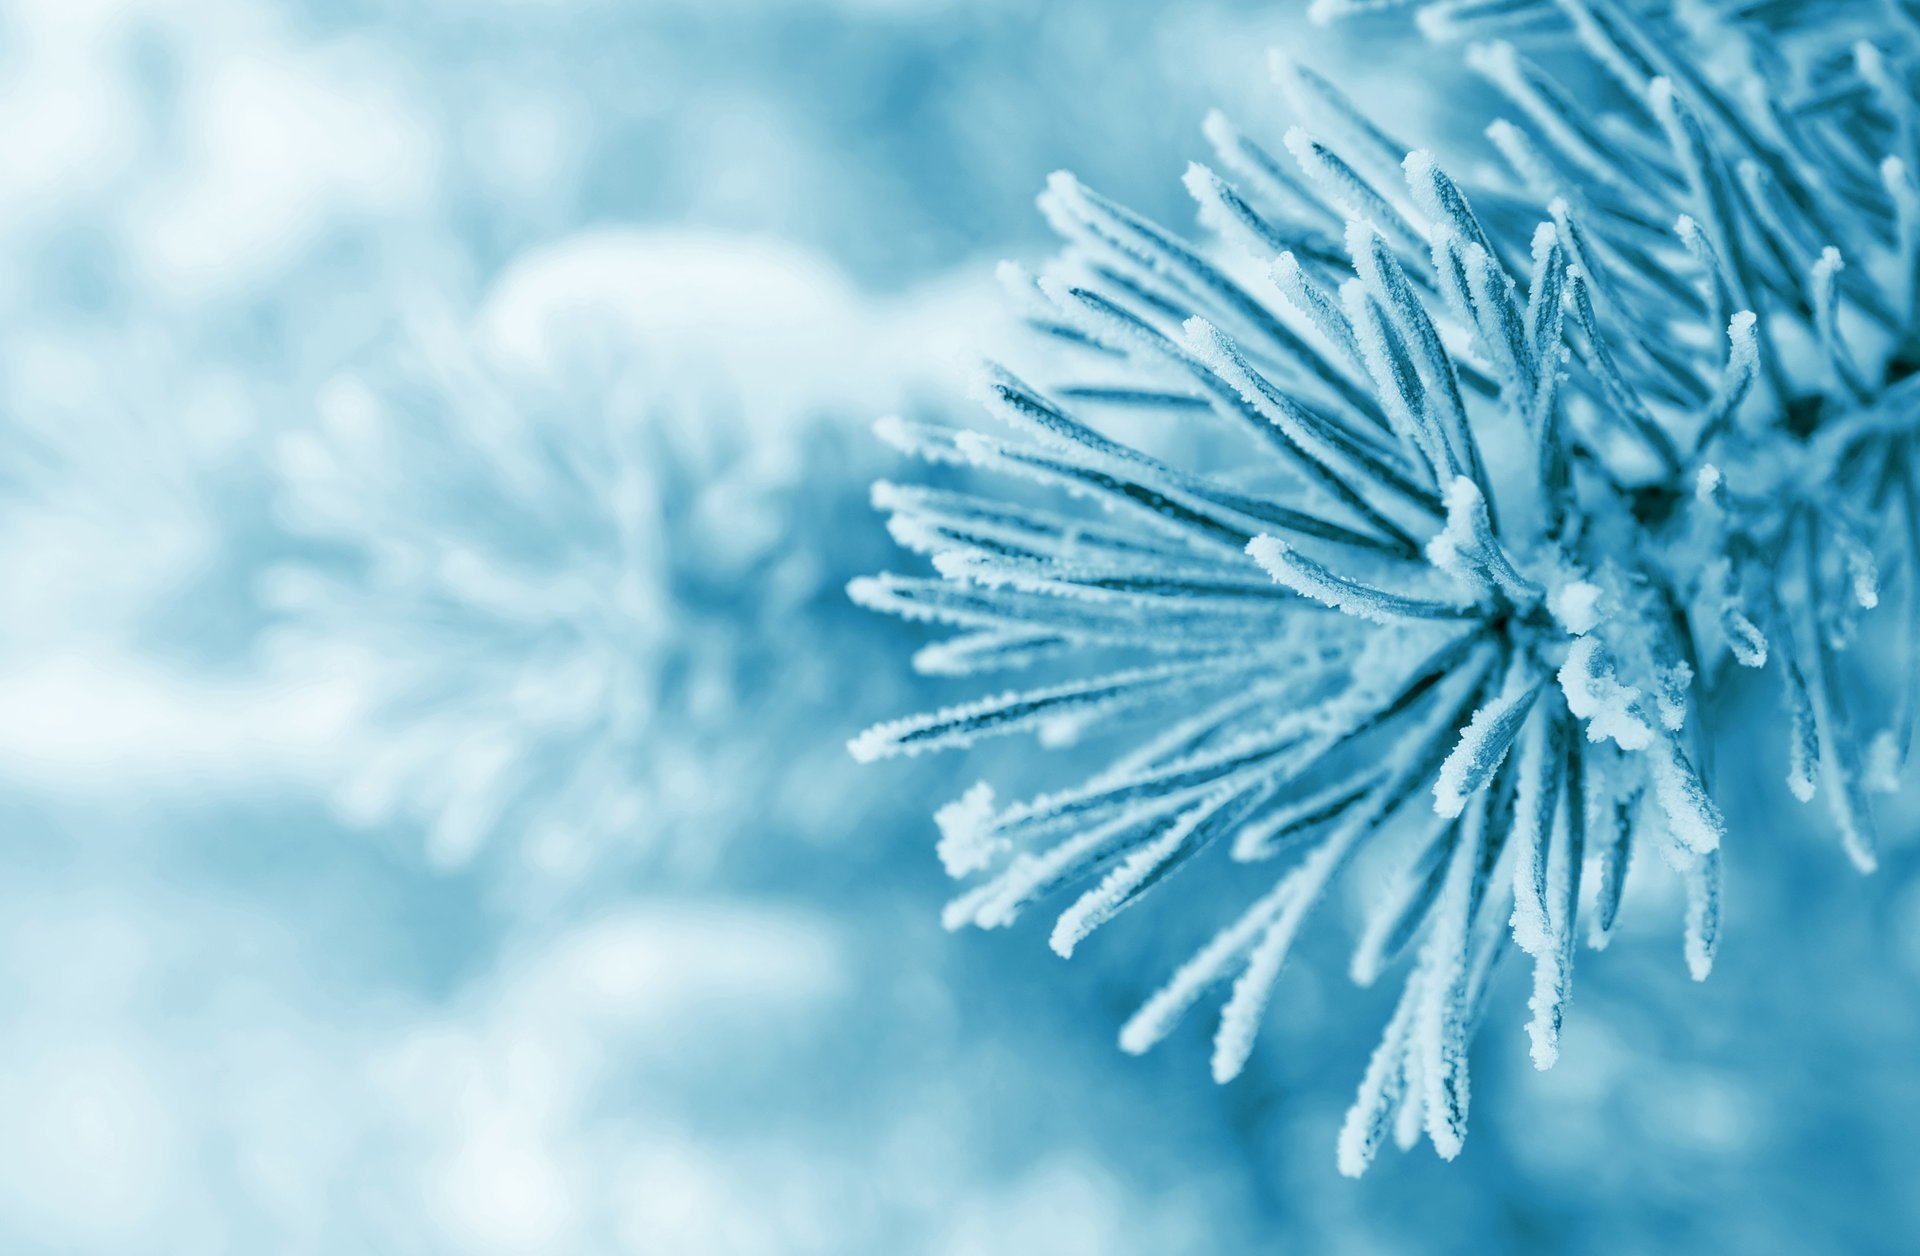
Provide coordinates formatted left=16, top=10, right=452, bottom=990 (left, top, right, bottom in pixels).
left=1558, top=637, right=1653, bottom=750
left=1549, top=580, right=1606, bottom=636
left=933, top=783, right=1002, bottom=877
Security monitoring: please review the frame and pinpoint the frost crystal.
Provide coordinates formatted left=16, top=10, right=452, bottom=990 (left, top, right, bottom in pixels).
left=853, top=1, right=1916, bottom=1172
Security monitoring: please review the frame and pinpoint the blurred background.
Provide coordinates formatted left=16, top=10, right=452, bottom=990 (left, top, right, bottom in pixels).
left=2, top=0, right=1917, bottom=1251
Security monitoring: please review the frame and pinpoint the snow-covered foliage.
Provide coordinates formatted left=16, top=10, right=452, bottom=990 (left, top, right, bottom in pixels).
left=1333, top=0, right=1920, bottom=871
left=10, top=0, right=1920, bottom=1247
left=269, top=232, right=968, bottom=877
left=854, top=2, right=1920, bottom=1172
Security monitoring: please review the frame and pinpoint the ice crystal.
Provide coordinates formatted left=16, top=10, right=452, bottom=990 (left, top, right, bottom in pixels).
left=853, top=2, right=1918, bottom=1172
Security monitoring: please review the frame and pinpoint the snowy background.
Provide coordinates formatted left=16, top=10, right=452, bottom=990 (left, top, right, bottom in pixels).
left=4, top=1, right=1918, bottom=1251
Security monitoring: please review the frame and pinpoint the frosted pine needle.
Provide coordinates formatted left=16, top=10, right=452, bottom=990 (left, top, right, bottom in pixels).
left=852, top=2, right=1916, bottom=1174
